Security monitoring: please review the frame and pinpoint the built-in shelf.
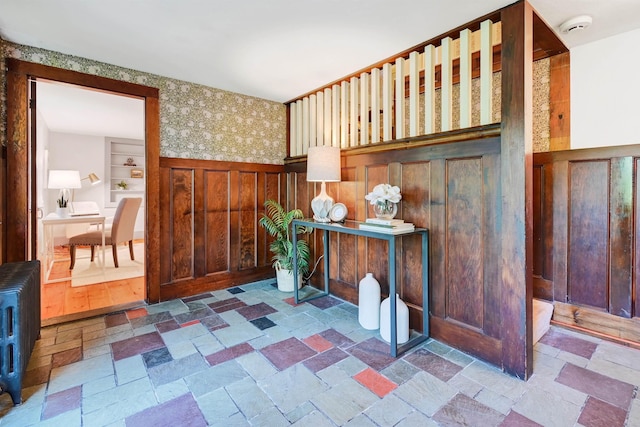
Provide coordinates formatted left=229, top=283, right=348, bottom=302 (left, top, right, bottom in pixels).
left=105, top=138, right=145, bottom=207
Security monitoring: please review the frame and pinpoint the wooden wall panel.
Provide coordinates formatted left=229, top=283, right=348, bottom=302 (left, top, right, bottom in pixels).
left=206, top=170, right=230, bottom=274
left=159, top=158, right=284, bottom=300
left=567, top=161, right=609, bottom=310
left=401, top=162, right=431, bottom=313
left=287, top=126, right=504, bottom=368
left=364, top=164, right=392, bottom=293
left=446, top=158, right=484, bottom=329
left=259, top=172, right=283, bottom=268
left=549, top=52, right=571, bottom=151
left=239, top=172, right=257, bottom=270
left=609, top=157, right=633, bottom=318
left=533, top=146, right=640, bottom=343
left=171, top=169, right=195, bottom=281
left=482, top=153, right=502, bottom=339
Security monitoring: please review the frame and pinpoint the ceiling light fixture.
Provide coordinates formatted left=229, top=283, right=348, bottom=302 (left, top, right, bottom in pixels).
left=559, top=15, right=593, bottom=34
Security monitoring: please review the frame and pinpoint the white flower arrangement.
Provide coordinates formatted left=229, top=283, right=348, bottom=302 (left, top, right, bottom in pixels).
left=365, top=183, right=402, bottom=205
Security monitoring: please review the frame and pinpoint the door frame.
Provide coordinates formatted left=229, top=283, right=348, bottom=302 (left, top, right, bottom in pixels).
left=5, top=58, right=161, bottom=303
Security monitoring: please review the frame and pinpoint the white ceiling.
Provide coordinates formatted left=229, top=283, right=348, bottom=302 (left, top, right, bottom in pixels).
left=3, top=0, right=640, bottom=137
left=36, top=82, right=145, bottom=140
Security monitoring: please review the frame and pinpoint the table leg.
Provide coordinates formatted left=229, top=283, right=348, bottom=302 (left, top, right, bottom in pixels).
left=101, top=221, right=106, bottom=273
left=323, top=229, right=330, bottom=295
left=293, top=225, right=299, bottom=304
left=389, top=237, right=397, bottom=357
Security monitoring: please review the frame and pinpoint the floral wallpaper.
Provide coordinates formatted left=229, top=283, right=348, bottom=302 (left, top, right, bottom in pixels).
left=1, top=42, right=288, bottom=164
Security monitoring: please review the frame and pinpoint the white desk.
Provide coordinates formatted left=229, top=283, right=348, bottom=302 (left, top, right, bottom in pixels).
left=41, top=213, right=106, bottom=283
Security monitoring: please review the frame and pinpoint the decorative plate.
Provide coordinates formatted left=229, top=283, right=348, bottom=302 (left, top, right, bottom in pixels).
left=329, top=203, right=348, bottom=222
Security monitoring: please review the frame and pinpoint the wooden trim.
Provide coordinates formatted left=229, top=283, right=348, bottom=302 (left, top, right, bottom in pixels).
left=534, top=144, right=640, bottom=164
left=5, top=59, right=161, bottom=304
left=552, top=301, right=640, bottom=345
left=0, top=146, right=5, bottom=261
left=145, top=96, right=161, bottom=303
left=285, top=123, right=501, bottom=170
left=5, top=63, right=29, bottom=261
left=532, top=11, right=569, bottom=58
left=160, top=157, right=284, bottom=172
left=6, top=58, right=158, bottom=98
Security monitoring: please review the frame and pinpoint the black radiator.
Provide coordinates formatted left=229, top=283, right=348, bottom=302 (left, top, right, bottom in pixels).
left=0, top=261, right=41, bottom=405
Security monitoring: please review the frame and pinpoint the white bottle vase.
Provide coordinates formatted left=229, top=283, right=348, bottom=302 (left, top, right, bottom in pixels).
left=380, top=294, right=409, bottom=344
left=358, top=273, right=381, bottom=330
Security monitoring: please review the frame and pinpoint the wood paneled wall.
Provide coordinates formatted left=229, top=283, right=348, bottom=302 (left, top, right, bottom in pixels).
left=533, top=145, right=640, bottom=342
left=286, top=125, right=506, bottom=370
left=158, top=157, right=285, bottom=301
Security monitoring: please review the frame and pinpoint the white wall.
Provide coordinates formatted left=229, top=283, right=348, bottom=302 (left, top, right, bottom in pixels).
left=571, top=28, right=640, bottom=149
left=48, top=132, right=106, bottom=214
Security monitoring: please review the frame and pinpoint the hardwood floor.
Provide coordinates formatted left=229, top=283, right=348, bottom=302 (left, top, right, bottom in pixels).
left=41, top=244, right=146, bottom=324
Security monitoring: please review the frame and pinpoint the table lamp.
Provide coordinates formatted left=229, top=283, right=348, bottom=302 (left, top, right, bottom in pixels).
left=48, top=170, right=81, bottom=209
left=307, top=146, right=341, bottom=222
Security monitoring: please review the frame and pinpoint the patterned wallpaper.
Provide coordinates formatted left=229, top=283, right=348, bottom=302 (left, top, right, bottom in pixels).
left=0, top=42, right=288, bottom=164
left=1, top=40, right=551, bottom=161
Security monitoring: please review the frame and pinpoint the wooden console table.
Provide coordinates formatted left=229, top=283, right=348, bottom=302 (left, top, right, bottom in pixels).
left=292, top=219, right=429, bottom=357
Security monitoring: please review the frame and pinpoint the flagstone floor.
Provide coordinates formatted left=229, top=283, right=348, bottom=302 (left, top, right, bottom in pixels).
left=2, top=279, right=639, bottom=426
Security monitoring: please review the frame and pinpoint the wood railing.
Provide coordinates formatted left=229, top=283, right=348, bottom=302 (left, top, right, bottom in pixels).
left=286, top=18, right=502, bottom=155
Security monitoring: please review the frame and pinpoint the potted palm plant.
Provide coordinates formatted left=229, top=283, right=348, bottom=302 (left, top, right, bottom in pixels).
left=259, top=199, right=312, bottom=292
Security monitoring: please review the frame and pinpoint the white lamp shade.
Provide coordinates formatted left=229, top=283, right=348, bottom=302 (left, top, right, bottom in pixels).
left=307, top=146, right=341, bottom=182
left=48, top=170, right=82, bottom=189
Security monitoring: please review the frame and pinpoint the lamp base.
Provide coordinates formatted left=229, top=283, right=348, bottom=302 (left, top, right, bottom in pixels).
left=311, top=181, right=333, bottom=223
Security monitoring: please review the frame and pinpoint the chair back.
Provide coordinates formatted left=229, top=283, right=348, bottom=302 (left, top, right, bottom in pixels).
left=110, top=198, right=142, bottom=244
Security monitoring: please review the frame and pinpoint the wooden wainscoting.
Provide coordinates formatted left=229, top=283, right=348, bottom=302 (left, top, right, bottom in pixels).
left=158, top=157, right=285, bottom=301
left=533, top=145, right=640, bottom=343
left=286, top=125, right=505, bottom=370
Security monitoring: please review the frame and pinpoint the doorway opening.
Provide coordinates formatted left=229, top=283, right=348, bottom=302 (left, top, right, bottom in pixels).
left=35, top=80, right=146, bottom=323
left=5, top=58, right=161, bottom=326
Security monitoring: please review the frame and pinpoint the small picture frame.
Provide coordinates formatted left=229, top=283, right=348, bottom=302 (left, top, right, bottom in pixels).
left=329, top=203, right=348, bottom=222
left=130, top=169, right=144, bottom=179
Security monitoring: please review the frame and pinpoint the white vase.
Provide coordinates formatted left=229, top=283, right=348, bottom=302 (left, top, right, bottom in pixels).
left=275, top=266, right=302, bottom=292
left=358, top=273, right=381, bottom=330
left=380, top=294, right=409, bottom=344
left=56, top=207, right=69, bottom=218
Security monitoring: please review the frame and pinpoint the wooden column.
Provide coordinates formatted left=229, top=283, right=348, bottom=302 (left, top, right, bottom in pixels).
left=500, top=0, right=534, bottom=379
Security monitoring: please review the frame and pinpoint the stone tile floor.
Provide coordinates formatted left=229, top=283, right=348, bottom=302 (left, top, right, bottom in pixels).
left=2, top=279, right=640, bottom=426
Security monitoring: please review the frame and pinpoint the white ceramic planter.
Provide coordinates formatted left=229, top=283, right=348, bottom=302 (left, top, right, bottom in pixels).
left=275, top=266, right=302, bottom=292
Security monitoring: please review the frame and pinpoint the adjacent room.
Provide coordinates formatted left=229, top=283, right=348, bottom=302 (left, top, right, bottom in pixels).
left=35, top=81, right=146, bottom=322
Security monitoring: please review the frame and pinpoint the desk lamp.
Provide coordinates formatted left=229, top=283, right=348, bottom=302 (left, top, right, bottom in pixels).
left=307, top=146, right=341, bottom=222
left=83, top=172, right=101, bottom=185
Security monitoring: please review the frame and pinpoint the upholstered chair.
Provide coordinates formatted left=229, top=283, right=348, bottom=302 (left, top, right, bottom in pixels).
left=68, top=197, right=142, bottom=269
